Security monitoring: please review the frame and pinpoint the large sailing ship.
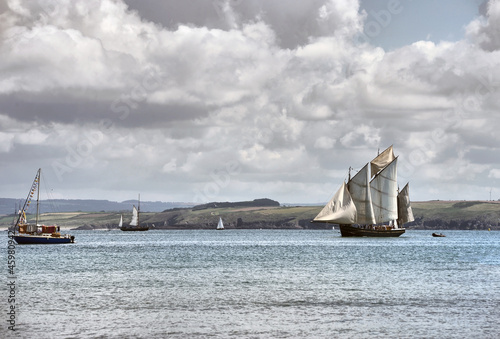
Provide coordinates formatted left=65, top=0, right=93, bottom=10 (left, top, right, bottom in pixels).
left=12, top=168, right=75, bottom=244
left=313, top=146, right=414, bottom=237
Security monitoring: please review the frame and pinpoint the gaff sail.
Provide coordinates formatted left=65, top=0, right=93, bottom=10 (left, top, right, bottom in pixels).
left=370, top=157, right=398, bottom=224
left=370, top=145, right=395, bottom=178
left=347, top=163, right=376, bottom=225
left=398, top=183, right=415, bottom=225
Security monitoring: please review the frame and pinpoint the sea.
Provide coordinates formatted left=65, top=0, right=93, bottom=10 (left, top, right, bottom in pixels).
left=3, top=229, right=500, bottom=338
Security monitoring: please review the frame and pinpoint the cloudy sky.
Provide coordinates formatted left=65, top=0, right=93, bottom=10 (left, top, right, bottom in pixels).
left=1, top=0, right=499, bottom=205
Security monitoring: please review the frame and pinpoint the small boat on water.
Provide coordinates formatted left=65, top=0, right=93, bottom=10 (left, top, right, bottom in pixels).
left=216, top=217, right=224, bottom=230
left=312, top=146, right=414, bottom=237
left=432, top=233, right=446, bottom=237
left=12, top=168, right=74, bottom=244
left=120, top=195, right=149, bottom=231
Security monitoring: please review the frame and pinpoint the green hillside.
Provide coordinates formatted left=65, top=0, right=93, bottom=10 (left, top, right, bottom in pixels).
left=144, top=205, right=322, bottom=229
left=1, top=200, right=499, bottom=230
left=410, top=200, right=500, bottom=229
left=0, top=211, right=155, bottom=230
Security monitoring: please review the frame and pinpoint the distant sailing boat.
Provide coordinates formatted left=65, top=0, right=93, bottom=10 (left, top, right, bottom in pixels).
left=12, top=168, right=75, bottom=244
left=120, top=195, right=149, bottom=231
left=216, top=217, right=224, bottom=230
left=313, top=146, right=414, bottom=237
left=118, top=215, right=123, bottom=228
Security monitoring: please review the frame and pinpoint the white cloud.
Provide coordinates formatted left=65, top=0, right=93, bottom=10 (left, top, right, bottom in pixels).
left=489, top=169, right=500, bottom=179
left=1, top=0, right=500, bottom=203
left=0, top=131, right=14, bottom=152
left=466, top=0, right=500, bottom=51
left=314, top=136, right=336, bottom=150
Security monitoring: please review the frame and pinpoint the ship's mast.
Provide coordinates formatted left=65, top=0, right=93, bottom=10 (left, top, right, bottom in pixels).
left=15, top=168, right=41, bottom=231
left=35, top=169, right=41, bottom=226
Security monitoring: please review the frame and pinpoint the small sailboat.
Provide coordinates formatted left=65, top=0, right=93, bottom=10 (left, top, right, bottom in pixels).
left=312, top=146, right=414, bottom=237
left=12, top=168, right=75, bottom=244
left=120, top=195, right=149, bottom=231
left=216, top=217, right=224, bottom=230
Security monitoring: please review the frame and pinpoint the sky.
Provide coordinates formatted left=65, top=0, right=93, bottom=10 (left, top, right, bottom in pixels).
left=1, top=0, right=499, bottom=204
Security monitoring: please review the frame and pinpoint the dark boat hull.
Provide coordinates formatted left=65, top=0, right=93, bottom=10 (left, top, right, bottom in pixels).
left=432, top=233, right=445, bottom=237
left=339, top=224, right=405, bottom=237
left=120, top=226, right=149, bottom=231
left=14, top=235, right=75, bottom=244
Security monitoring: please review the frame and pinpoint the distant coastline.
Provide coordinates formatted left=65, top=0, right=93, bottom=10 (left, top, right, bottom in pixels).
left=2, top=199, right=499, bottom=231
left=0, top=198, right=195, bottom=214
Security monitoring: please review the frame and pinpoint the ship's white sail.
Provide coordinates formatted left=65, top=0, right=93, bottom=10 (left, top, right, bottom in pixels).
left=217, top=217, right=224, bottom=230
left=118, top=215, right=123, bottom=227
left=347, top=163, right=376, bottom=225
left=370, top=157, right=398, bottom=224
left=130, top=206, right=138, bottom=226
left=370, top=145, right=395, bottom=178
left=313, top=182, right=357, bottom=224
left=397, top=183, right=415, bottom=224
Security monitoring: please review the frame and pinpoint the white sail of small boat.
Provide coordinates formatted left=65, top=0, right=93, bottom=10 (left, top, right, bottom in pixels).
left=118, top=215, right=123, bottom=227
left=313, top=146, right=414, bottom=237
left=130, top=206, right=138, bottom=226
left=216, top=217, right=224, bottom=230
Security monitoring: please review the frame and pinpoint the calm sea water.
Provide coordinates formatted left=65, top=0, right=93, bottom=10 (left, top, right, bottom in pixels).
left=3, top=230, right=500, bottom=338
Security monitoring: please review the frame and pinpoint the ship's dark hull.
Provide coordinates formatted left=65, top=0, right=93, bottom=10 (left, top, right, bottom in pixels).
left=13, top=234, right=75, bottom=244
left=120, top=226, right=149, bottom=231
left=339, top=224, right=405, bottom=237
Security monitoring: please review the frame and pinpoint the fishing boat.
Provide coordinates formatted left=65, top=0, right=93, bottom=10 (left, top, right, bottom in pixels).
left=12, top=168, right=75, bottom=244
left=312, top=146, right=414, bottom=237
left=216, top=217, right=224, bottom=230
left=120, top=195, right=149, bottom=231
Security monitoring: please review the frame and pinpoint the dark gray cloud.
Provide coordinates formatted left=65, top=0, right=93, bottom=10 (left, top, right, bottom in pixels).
left=124, top=0, right=362, bottom=48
